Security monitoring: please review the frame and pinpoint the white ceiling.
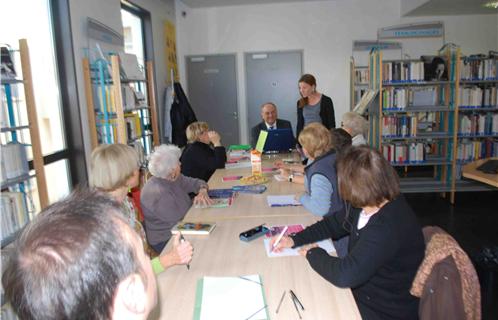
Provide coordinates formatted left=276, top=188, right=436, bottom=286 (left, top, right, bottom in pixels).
left=180, top=0, right=334, bottom=9
left=404, top=0, right=498, bottom=16
left=180, top=0, right=498, bottom=16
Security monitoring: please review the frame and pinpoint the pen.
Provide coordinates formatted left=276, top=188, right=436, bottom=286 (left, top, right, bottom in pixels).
left=275, top=290, right=286, bottom=314
left=290, top=291, right=302, bottom=319
left=290, top=289, right=304, bottom=310
left=178, top=231, right=190, bottom=270
left=272, top=226, right=288, bottom=252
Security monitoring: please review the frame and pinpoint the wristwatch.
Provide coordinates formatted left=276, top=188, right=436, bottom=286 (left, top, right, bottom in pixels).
left=288, top=174, right=294, bottom=182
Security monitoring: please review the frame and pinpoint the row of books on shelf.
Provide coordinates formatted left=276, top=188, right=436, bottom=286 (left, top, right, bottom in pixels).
left=354, top=68, right=369, bottom=84
left=382, top=61, right=426, bottom=83
left=459, top=113, right=498, bottom=136
left=459, top=86, right=498, bottom=108
left=460, top=57, right=497, bottom=81
left=382, top=142, right=428, bottom=163
left=92, top=84, right=146, bottom=113
left=1, top=192, right=29, bottom=242
left=381, top=86, right=442, bottom=110
left=381, top=114, right=438, bottom=137
left=0, top=143, right=29, bottom=183
left=456, top=138, right=498, bottom=163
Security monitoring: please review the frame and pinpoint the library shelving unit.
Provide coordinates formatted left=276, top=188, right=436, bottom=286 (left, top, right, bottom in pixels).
left=350, top=57, right=369, bottom=110
left=1, top=39, right=49, bottom=317
left=453, top=53, right=498, bottom=194
left=368, top=46, right=497, bottom=203
left=1, top=39, right=49, bottom=248
left=82, top=54, right=160, bottom=160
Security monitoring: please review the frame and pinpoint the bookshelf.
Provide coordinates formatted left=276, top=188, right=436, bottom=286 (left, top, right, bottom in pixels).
left=453, top=53, right=498, bottom=194
left=1, top=39, right=49, bottom=249
left=83, top=54, right=160, bottom=160
left=350, top=57, right=369, bottom=110
left=368, top=46, right=497, bottom=203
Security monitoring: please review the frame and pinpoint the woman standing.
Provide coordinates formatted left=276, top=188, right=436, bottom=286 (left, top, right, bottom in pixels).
left=296, top=74, right=336, bottom=138
left=180, top=121, right=226, bottom=182
left=89, top=144, right=192, bottom=274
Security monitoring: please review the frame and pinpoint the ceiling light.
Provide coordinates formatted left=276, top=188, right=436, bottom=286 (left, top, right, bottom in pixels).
left=484, top=1, right=498, bottom=9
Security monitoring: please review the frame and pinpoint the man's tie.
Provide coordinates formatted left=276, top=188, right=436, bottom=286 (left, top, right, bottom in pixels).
left=269, top=126, right=274, bottom=130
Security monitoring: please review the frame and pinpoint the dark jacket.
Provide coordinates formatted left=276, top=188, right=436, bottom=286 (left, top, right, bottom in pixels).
left=296, top=94, right=335, bottom=138
left=410, top=226, right=481, bottom=320
left=171, top=82, right=196, bottom=147
left=250, top=118, right=293, bottom=147
left=180, top=141, right=226, bottom=182
left=304, top=150, right=343, bottom=216
left=291, top=196, right=425, bottom=320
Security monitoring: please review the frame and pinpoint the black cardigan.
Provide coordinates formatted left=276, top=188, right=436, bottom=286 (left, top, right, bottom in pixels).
left=180, top=141, right=226, bottom=182
left=296, top=94, right=335, bottom=138
left=291, top=196, right=425, bottom=320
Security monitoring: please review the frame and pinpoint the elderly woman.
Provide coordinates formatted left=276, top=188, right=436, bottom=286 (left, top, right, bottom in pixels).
left=89, top=143, right=192, bottom=274
left=141, top=144, right=212, bottom=253
left=272, top=146, right=425, bottom=320
left=341, top=112, right=368, bottom=146
left=180, top=121, right=226, bottom=182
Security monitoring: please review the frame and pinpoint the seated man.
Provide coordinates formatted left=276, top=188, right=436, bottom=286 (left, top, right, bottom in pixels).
left=2, top=190, right=157, bottom=320
left=251, top=102, right=293, bottom=147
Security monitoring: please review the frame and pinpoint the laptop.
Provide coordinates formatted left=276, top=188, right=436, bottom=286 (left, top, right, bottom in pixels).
left=263, top=128, right=295, bottom=153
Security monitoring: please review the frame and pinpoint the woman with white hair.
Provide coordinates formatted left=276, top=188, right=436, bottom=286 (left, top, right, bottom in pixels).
left=141, top=144, right=212, bottom=253
left=89, top=143, right=193, bottom=274
left=341, top=112, right=368, bottom=146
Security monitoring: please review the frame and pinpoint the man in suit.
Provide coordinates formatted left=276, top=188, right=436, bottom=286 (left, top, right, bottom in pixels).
left=251, top=102, right=293, bottom=147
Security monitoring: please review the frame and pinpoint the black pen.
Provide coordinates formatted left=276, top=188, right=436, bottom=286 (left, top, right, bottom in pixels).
left=178, top=231, right=190, bottom=270
left=290, top=291, right=302, bottom=319
left=290, top=289, right=304, bottom=310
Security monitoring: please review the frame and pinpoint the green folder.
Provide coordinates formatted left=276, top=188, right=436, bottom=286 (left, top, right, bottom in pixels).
left=255, top=131, right=268, bottom=153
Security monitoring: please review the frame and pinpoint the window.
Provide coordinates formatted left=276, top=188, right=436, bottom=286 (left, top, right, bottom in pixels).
left=1, top=0, right=73, bottom=206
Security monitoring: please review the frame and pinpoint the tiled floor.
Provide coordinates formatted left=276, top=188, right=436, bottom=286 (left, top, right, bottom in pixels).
left=405, top=191, right=498, bottom=320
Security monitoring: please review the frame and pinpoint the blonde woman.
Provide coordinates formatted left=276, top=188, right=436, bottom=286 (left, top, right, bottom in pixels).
left=141, top=144, right=212, bottom=253
left=90, top=143, right=192, bottom=274
left=180, top=121, right=226, bottom=182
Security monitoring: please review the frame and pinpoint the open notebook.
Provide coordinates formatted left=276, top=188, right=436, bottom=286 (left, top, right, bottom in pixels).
left=193, top=275, right=269, bottom=320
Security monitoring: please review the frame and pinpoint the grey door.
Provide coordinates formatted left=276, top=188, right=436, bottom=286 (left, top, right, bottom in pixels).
left=186, top=54, right=239, bottom=146
left=245, top=51, right=302, bottom=138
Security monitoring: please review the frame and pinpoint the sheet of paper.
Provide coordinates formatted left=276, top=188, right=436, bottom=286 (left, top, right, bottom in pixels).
left=255, top=130, right=268, bottom=153
left=199, top=275, right=268, bottom=320
left=264, top=238, right=336, bottom=257
left=266, top=195, right=301, bottom=207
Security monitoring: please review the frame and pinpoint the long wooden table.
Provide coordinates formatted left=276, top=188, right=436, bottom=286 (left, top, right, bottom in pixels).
left=152, top=155, right=361, bottom=320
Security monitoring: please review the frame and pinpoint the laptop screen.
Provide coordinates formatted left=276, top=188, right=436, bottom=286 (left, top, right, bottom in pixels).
left=263, top=128, right=294, bottom=153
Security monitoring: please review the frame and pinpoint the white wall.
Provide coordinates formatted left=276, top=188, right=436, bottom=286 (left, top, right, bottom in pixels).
left=69, top=0, right=174, bottom=167
left=175, top=0, right=498, bottom=144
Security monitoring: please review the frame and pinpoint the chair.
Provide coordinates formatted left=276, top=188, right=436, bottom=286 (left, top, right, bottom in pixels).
left=410, top=226, right=481, bottom=320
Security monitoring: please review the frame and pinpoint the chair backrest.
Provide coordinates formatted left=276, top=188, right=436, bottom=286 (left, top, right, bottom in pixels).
left=411, top=226, right=481, bottom=320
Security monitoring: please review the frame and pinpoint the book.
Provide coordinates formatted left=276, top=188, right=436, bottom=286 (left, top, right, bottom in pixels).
left=353, top=89, right=378, bottom=115
left=266, top=195, right=301, bottom=207
left=208, top=188, right=236, bottom=198
left=221, top=175, right=242, bottom=182
left=232, top=185, right=267, bottom=194
left=171, top=222, right=216, bottom=235
left=193, top=274, right=269, bottom=320
left=194, top=198, right=232, bottom=209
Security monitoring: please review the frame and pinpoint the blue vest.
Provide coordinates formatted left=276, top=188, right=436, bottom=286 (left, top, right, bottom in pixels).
left=304, top=150, right=343, bottom=216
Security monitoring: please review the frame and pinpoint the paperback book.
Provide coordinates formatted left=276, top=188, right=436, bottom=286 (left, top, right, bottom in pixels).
left=171, top=222, right=216, bottom=235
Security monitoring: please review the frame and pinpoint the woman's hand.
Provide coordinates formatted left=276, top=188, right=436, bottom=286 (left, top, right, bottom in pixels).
left=194, top=187, right=213, bottom=207
left=159, top=234, right=193, bottom=268
left=208, top=131, right=222, bottom=146
left=269, top=235, right=294, bottom=253
left=298, top=243, right=318, bottom=256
